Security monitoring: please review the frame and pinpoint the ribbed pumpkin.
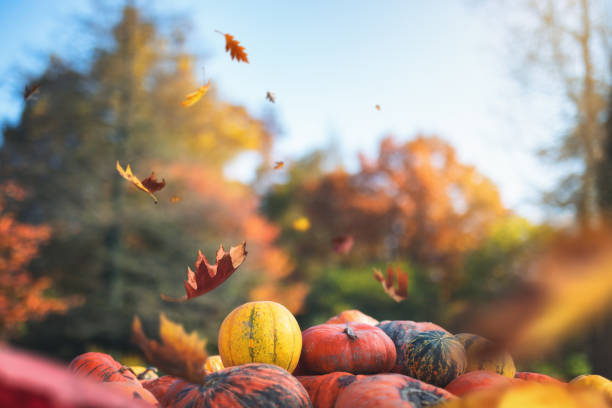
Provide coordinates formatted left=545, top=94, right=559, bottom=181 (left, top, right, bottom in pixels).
left=297, top=372, right=364, bottom=408
left=335, top=373, right=456, bottom=408
left=103, top=381, right=159, bottom=405
left=69, top=352, right=140, bottom=385
left=299, top=323, right=396, bottom=374
left=377, top=320, right=448, bottom=374
left=569, top=374, right=612, bottom=403
left=162, top=363, right=312, bottom=408
left=141, top=375, right=182, bottom=403
left=204, top=355, right=225, bottom=375
left=325, top=310, right=379, bottom=326
left=454, top=333, right=516, bottom=378
left=445, top=370, right=515, bottom=396
left=218, top=301, right=302, bottom=373
left=514, top=371, right=565, bottom=385
left=404, top=330, right=466, bottom=388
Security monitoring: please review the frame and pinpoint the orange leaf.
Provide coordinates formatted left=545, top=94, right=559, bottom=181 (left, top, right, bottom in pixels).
left=181, top=81, right=210, bottom=107
left=24, top=84, right=40, bottom=101
left=216, top=31, right=249, bottom=63
left=332, top=234, right=354, bottom=254
left=171, top=196, right=181, bottom=203
left=373, top=265, right=409, bottom=302
left=116, top=161, right=160, bottom=203
left=375, top=104, right=381, bottom=111
left=132, top=314, right=208, bottom=383
left=161, top=241, right=247, bottom=302
left=273, top=161, right=284, bottom=170
left=140, top=172, right=166, bottom=193
left=266, top=91, right=275, bottom=103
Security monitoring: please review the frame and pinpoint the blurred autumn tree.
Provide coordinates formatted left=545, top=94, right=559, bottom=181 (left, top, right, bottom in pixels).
left=0, top=5, right=290, bottom=357
left=0, top=182, right=75, bottom=340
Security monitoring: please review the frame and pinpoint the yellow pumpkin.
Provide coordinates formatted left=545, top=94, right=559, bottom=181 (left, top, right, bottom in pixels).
left=569, top=374, right=612, bottom=404
left=218, top=301, right=302, bottom=373
left=204, top=355, right=224, bottom=375
left=454, top=333, right=516, bottom=378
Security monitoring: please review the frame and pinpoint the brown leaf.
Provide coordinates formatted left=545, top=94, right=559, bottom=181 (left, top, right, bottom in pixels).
left=373, top=265, right=409, bottom=302
left=181, top=81, right=210, bottom=107
left=116, top=161, right=159, bottom=203
left=273, top=161, right=284, bottom=170
left=132, top=314, right=208, bottom=383
left=215, top=30, right=249, bottom=63
left=24, top=84, right=40, bottom=101
left=141, top=172, right=166, bottom=193
left=161, top=241, right=247, bottom=302
left=266, top=91, right=276, bottom=103
left=332, top=234, right=354, bottom=254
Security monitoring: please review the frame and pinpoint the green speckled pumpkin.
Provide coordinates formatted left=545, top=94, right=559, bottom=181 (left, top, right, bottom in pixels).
left=404, top=330, right=466, bottom=388
left=454, top=333, right=516, bottom=378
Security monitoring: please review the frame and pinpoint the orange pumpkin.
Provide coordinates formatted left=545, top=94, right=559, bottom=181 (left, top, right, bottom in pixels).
left=325, top=310, right=378, bottom=326
left=297, top=372, right=365, bottom=408
left=445, top=370, right=515, bottom=396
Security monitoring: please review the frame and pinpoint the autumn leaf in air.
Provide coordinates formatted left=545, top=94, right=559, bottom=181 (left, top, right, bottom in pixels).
left=116, top=161, right=162, bottom=203
left=181, top=81, right=210, bottom=107
left=141, top=172, right=166, bottom=193
left=292, top=217, right=311, bottom=232
left=375, top=104, right=381, bottom=111
left=332, top=234, right=354, bottom=254
left=373, top=265, right=409, bottom=302
left=273, top=161, right=284, bottom=170
left=161, top=241, right=247, bottom=302
left=215, top=30, right=249, bottom=63
left=266, top=91, right=276, bottom=103
left=24, top=84, right=40, bottom=101
left=132, top=314, right=208, bottom=383
left=171, top=196, right=181, bottom=203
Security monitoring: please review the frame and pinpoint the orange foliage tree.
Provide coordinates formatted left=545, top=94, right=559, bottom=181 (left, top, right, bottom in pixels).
left=0, top=183, right=73, bottom=339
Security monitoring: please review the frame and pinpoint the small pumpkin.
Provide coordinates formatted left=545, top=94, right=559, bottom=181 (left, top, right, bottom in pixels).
left=299, top=323, right=396, bottom=374
left=69, top=352, right=140, bottom=385
left=445, top=370, right=515, bottom=396
left=218, top=301, right=302, bottom=373
left=454, top=333, right=516, bottom=378
left=514, top=371, right=565, bottom=385
left=335, top=373, right=455, bottom=408
left=204, top=355, right=224, bottom=375
left=162, top=363, right=311, bottom=408
left=377, top=320, right=448, bottom=373
left=103, top=381, right=159, bottom=405
left=404, top=330, right=466, bottom=388
left=297, top=372, right=364, bottom=408
left=325, top=310, right=378, bottom=326
left=569, top=374, right=612, bottom=403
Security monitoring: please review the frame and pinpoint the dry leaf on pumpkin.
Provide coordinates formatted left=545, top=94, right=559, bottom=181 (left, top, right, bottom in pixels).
left=332, top=234, right=354, bottom=254
left=141, top=172, right=166, bottom=193
left=215, top=30, right=249, bottom=63
left=116, top=161, right=160, bottom=203
left=181, top=81, right=210, bottom=107
left=375, top=104, right=381, bottom=111
left=132, top=314, right=208, bottom=383
left=373, top=265, right=409, bottom=302
left=24, top=84, right=40, bottom=101
left=266, top=91, right=275, bottom=103
left=161, top=241, right=247, bottom=302
left=171, top=196, right=181, bottom=203
left=273, top=161, right=284, bottom=170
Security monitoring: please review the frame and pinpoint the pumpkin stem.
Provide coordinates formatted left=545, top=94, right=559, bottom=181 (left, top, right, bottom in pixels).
left=343, top=324, right=358, bottom=340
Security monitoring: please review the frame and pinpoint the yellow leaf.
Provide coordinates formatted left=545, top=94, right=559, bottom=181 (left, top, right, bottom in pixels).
left=116, top=161, right=159, bottom=203
left=181, top=81, right=210, bottom=107
left=292, top=216, right=310, bottom=231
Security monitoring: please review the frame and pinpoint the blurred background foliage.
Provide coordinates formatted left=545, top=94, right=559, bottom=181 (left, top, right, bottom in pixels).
left=0, top=2, right=610, bottom=380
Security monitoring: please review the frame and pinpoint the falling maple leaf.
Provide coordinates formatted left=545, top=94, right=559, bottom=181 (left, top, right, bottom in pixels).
left=332, top=234, right=354, bottom=254
left=292, top=217, right=311, bottom=231
left=161, top=241, right=247, bottom=302
left=171, top=196, right=181, bottom=203
left=141, top=172, right=166, bottom=193
left=116, top=161, right=160, bottom=203
left=132, top=314, right=208, bottom=383
left=273, top=161, right=284, bottom=170
left=215, top=30, right=249, bottom=63
left=24, top=84, right=40, bottom=101
left=373, top=265, right=409, bottom=302
left=375, top=104, right=381, bottom=111
left=266, top=91, right=276, bottom=103
left=181, top=81, right=210, bottom=107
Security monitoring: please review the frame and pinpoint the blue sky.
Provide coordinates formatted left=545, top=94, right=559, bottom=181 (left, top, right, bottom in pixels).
left=0, top=0, right=575, bottom=221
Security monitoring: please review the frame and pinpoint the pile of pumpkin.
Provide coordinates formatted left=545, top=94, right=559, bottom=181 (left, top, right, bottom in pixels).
left=64, top=301, right=611, bottom=407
